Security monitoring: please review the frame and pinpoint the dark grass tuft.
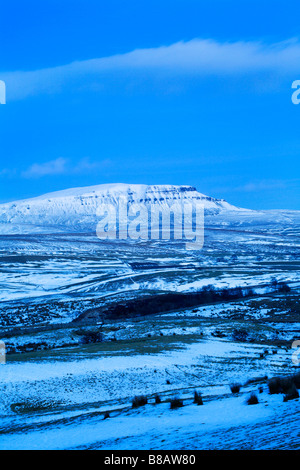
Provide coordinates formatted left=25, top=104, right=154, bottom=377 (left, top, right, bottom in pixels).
left=268, top=376, right=294, bottom=395
left=230, top=383, right=241, bottom=394
left=170, top=397, right=184, bottom=409
left=292, top=371, right=300, bottom=389
left=132, top=395, right=148, bottom=408
left=247, top=393, right=259, bottom=405
left=283, top=384, right=299, bottom=402
left=193, top=390, right=203, bottom=405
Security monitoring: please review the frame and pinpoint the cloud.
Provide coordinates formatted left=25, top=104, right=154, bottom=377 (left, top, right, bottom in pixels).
left=22, top=158, right=68, bottom=178
left=235, top=180, right=288, bottom=192
left=3, top=37, right=300, bottom=100
left=212, top=179, right=300, bottom=195
left=72, top=157, right=113, bottom=174
left=0, top=168, right=16, bottom=177
left=22, top=157, right=112, bottom=178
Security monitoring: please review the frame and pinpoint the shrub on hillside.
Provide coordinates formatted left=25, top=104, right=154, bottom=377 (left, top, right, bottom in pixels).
left=170, top=397, right=184, bottom=409
left=193, top=390, right=203, bottom=405
left=230, top=383, right=241, bottom=394
left=268, top=376, right=294, bottom=395
left=76, top=329, right=103, bottom=344
left=247, top=393, right=259, bottom=405
left=283, top=384, right=299, bottom=402
left=155, top=395, right=161, bottom=404
left=292, top=372, right=300, bottom=389
left=232, top=328, right=248, bottom=342
left=132, top=395, right=148, bottom=408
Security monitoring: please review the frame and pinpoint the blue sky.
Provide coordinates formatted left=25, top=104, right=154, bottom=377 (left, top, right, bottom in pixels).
left=0, top=0, right=300, bottom=209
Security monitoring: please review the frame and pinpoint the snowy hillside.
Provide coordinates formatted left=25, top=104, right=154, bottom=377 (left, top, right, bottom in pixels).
left=0, top=183, right=298, bottom=234
left=0, top=183, right=236, bottom=234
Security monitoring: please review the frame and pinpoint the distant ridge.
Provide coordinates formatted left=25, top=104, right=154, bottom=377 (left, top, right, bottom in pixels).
left=0, top=183, right=298, bottom=234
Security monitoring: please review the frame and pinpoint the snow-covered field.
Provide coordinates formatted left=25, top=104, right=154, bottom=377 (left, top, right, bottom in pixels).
left=0, top=331, right=299, bottom=450
left=0, top=184, right=299, bottom=449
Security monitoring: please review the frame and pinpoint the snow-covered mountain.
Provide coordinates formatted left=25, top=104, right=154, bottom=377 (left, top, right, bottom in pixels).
left=0, top=183, right=298, bottom=234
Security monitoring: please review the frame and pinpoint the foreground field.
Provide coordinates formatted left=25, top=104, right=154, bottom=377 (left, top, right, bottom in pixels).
left=0, top=297, right=300, bottom=450
left=0, top=227, right=299, bottom=449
